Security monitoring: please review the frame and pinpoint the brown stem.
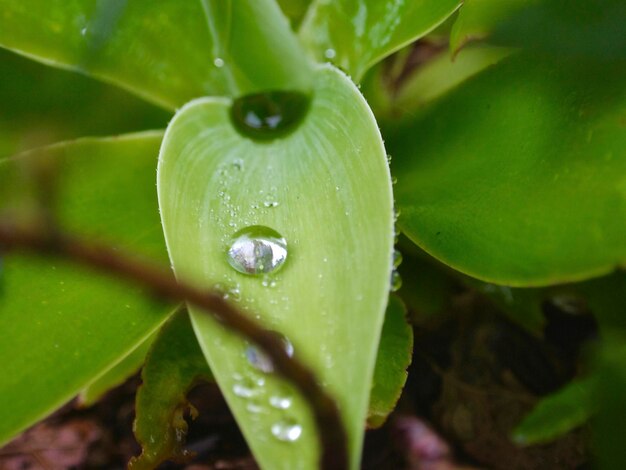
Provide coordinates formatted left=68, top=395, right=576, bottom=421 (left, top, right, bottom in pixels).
left=0, top=221, right=348, bottom=470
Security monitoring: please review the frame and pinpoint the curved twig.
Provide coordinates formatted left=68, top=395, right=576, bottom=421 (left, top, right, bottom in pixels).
left=0, top=221, right=348, bottom=470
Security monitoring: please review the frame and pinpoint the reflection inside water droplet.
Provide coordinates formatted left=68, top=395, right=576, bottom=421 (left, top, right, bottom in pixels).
left=271, top=418, right=302, bottom=442
left=246, top=332, right=294, bottom=373
left=227, top=226, right=287, bottom=275
left=230, top=91, right=310, bottom=141
left=269, top=395, right=292, bottom=410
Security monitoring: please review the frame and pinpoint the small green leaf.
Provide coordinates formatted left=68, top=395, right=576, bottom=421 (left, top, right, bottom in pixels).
left=367, top=296, right=413, bottom=428
left=158, top=64, right=394, bottom=469
left=390, top=53, right=626, bottom=286
left=201, top=0, right=313, bottom=96
left=0, top=132, right=175, bottom=446
left=593, top=337, right=626, bottom=470
left=130, top=309, right=212, bottom=470
left=299, top=0, right=462, bottom=81
left=512, top=377, right=595, bottom=446
left=79, top=332, right=155, bottom=407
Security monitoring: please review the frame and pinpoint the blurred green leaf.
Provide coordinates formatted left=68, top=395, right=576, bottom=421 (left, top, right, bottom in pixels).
left=452, top=0, right=626, bottom=60
left=200, top=0, right=313, bottom=96
left=450, top=0, right=530, bottom=54
left=158, top=64, right=394, bottom=469
left=0, top=48, right=169, bottom=156
left=299, top=0, right=462, bottom=81
left=366, top=45, right=510, bottom=123
left=368, top=296, right=413, bottom=428
left=513, top=377, right=595, bottom=446
left=389, top=53, right=626, bottom=286
left=0, top=132, right=175, bottom=446
left=130, top=309, right=212, bottom=470
left=79, top=331, right=155, bottom=407
left=593, top=337, right=626, bottom=470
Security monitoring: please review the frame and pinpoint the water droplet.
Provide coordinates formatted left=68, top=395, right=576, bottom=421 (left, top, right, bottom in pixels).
left=246, top=399, right=266, bottom=414
left=214, top=57, right=225, bottom=68
left=271, top=419, right=302, bottom=442
left=263, top=200, right=280, bottom=208
left=230, top=91, right=310, bottom=141
left=246, top=332, right=294, bottom=373
left=233, top=377, right=258, bottom=398
left=227, top=226, right=287, bottom=275
left=80, top=27, right=88, bottom=36
left=393, top=250, right=403, bottom=268
left=390, top=270, right=402, bottom=292
left=324, top=48, right=336, bottom=59
left=269, top=395, right=292, bottom=410
left=261, top=276, right=277, bottom=288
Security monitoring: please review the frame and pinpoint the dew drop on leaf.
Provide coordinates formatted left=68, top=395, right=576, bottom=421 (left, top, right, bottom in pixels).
left=392, top=249, right=403, bottom=268
left=227, top=226, right=287, bottom=275
left=230, top=91, right=310, bottom=141
left=246, top=332, right=294, bottom=373
left=271, top=418, right=302, bottom=442
left=390, top=270, right=402, bottom=292
left=269, top=395, right=293, bottom=410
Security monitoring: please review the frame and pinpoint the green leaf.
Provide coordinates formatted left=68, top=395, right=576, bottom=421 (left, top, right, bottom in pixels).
left=0, top=132, right=175, bottom=446
left=450, top=0, right=530, bottom=54
left=389, top=53, right=626, bottom=286
left=0, top=48, right=169, bottom=157
left=299, top=0, right=462, bottom=81
left=367, top=295, right=413, bottom=428
left=79, top=331, right=155, bottom=407
left=365, top=45, right=510, bottom=123
left=158, top=64, right=394, bottom=469
left=0, top=0, right=313, bottom=108
left=130, top=309, right=212, bottom=469
left=593, top=336, right=626, bottom=470
left=201, top=0, right=313, bottom=96
left=452, top=0, right=626, bottom=60
left=512, top=377, right=595, bottom=446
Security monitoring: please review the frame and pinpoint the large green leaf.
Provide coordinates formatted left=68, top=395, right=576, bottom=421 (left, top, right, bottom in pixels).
left=389, top=53, right=626, bottom=286
left=299, top=0, right=461, bottom=81
left=0, top=47, right=169, bottom=157
left=0, top=132, right=175, bottom=445
left=158, top=64, right=394, bottom=469
left=79, top=331, right=155, bottom=407
left=0, top=0, right=224, bottom=109
left=0, top=0, right=313, bottom=109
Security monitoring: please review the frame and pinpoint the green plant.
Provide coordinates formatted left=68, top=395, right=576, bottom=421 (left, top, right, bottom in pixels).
left=0, top=0, right=625, bottom=468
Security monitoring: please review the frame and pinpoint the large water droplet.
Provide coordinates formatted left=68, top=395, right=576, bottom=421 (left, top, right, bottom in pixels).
left=246, top=332, right=294, bottom=373
left=230, top=91, right=310, bottom=141
left=227, top=226, right=287, bottom=275
left=271, top=419, right=302, bottom=442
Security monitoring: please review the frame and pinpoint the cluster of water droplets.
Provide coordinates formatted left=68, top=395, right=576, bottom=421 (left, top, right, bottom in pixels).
left=229, top=330, right=302, bottom=443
